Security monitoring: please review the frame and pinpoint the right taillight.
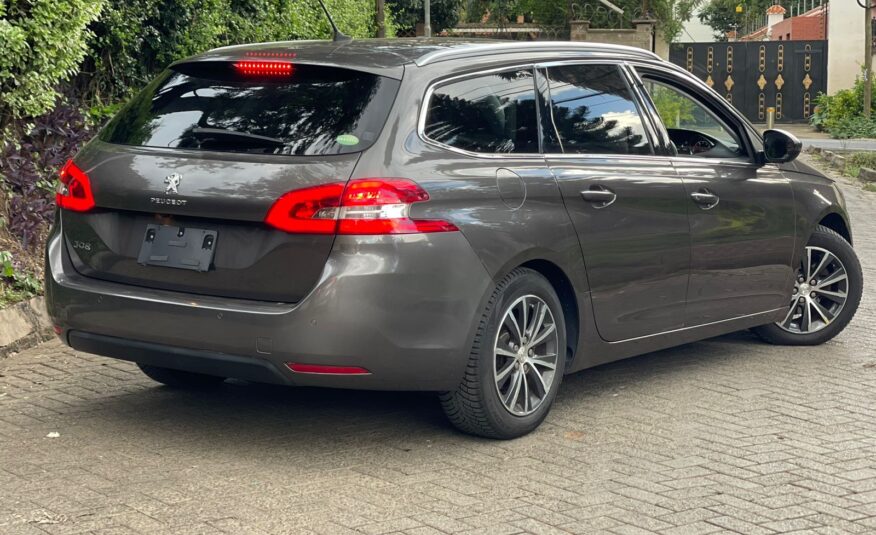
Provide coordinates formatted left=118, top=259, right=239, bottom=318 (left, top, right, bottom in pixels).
left=264, top=178, right=458, bottom=235
left=56, top=160, right=95, bottom=212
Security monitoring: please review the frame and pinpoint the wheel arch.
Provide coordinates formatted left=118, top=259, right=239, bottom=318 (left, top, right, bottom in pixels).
left=818, top=212, right=852, bottom=245
left=518, top=259, right=580, bottom=368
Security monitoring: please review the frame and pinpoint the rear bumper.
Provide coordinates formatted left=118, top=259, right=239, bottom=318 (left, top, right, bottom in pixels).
left=46, top=225, right=493, bottom=391
left=68, top=330, right=291, bottom=384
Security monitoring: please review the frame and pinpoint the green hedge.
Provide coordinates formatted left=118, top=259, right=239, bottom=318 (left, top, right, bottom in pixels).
left=0, top=0, right=103, bottom=127
left=79, top=0, right=395, bottom=105
left=811, top=74, right=876, bottom=139
left=1, top=0, right=395, bottom=124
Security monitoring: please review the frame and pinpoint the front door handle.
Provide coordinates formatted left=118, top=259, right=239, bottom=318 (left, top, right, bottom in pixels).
left=690, top=189, right=719, bottom=209
left=580, top=187, right=617, bottom=208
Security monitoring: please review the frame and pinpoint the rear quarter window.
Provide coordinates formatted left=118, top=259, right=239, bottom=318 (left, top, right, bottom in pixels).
left=423, top=69, right=539, bottom=154
left=100, top=63, right=400, bottom=156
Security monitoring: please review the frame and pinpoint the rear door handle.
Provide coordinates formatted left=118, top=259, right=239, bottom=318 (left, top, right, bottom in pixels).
left=690, top=190, right=719, bottom=209
left=580, top=187, right=617, bottom=208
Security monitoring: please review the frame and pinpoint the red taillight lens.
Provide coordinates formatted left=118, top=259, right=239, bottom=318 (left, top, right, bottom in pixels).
left=264, top=183, right=344, bottom=234
left=341, top=179, right=429, bottom=206
left=56, top=160, right=95, bottom=212
left=233, top=61, right=293, bottom=76
left=264, top=178, right=458, bottom=235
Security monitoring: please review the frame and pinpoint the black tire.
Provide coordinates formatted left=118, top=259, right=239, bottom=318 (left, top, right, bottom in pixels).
left=752, top=224, right=862, bottom=345
left=440, top=268, right=567, bottom=439
left=137, top=364, right=226, bottom=388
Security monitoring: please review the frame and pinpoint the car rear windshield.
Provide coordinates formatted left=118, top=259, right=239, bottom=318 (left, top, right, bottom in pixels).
left=99, top=62, right=400, bottom=156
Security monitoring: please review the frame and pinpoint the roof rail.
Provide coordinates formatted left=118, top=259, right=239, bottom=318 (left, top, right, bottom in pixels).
left=415, top=41, right=661, bottom=67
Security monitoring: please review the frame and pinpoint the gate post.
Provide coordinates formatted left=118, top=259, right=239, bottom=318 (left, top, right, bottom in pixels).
left=570, top=20, right=590, bottom=41
left=633, top=18, right=657, bottom=53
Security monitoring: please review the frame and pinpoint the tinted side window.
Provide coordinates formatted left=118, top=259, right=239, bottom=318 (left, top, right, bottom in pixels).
left=543, top=65, right=651, bottom=155
left=424, top=69, right=539, bottom=154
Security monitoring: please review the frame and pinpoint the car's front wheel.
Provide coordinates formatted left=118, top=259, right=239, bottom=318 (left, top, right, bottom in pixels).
left=753, top=224, right=862, bottom=345
left=137, top=364, right=226, bottom=388
left=440, top=268, right=567, bottom=439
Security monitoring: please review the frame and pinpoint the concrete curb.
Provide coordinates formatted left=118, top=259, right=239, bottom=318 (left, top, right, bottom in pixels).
left=0, top=296, right=53, bottom=358
left=858, top=167, right=876, bottom=183
left=819, top=149, right=848, bottom=172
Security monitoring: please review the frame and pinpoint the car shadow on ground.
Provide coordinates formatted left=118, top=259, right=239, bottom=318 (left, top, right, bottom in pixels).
left=72, top=330, right=768, bottom=450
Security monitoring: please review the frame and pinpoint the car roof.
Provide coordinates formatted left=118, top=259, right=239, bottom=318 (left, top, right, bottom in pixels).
left=180, top=38, right=661, bottom=78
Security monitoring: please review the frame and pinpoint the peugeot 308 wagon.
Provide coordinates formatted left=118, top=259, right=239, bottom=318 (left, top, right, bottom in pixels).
left=47, top=39, right=862, bottom=438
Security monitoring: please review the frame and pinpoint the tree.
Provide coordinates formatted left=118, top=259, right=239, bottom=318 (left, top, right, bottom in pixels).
left=387, top=0, right=463, bottom=34
left=77, top=0, right=395, bottom=105
left=699, top=0, right=789, bottom=40
left=650, top=0, right=703, bottom=42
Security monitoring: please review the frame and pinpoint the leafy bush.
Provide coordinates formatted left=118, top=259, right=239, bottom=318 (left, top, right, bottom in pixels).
left=846, top=151, right=876, bottom=169
left=812, top=73, right=876, bottom=138
left=829, top=116, right=876, bottom=140
left=0, top=100, right=94, bottom=249
left=841, top=151, right=876, bottom=179
left=0, top=0, right=103, bottom=128
left=0, top=250, right=41, bottom=304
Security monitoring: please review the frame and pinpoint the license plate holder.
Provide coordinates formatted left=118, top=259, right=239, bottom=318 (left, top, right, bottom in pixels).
left=137, top=224, right=217, bottom=272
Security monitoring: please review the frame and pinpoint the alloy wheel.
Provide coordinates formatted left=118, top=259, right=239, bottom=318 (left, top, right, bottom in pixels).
left=777, top=246, right=849, bottom=334
left=493, top=295, right=560, bottom=416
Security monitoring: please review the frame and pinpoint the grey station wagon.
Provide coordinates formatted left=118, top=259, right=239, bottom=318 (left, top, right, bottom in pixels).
left=47, top=39, right=862, bottom=438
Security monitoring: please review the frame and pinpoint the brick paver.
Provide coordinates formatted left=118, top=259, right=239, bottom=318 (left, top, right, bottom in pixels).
left=1, top=155, right=874, bottom=534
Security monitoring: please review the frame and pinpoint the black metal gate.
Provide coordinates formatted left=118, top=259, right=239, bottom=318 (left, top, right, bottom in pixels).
left=669, top=41, right=827, bottom=123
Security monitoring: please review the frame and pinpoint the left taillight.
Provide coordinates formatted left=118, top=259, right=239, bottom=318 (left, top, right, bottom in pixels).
left=264, top=178, right=458, bottom=235
left=56, top=160, right=95, bottom=212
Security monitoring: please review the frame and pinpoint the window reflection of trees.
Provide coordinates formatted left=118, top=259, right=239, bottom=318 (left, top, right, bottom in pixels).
left=425, top=71, right=539, bottom=154
left=103, top=69, right=390, bottom=156
left=544, top=66, right=651, bottom=155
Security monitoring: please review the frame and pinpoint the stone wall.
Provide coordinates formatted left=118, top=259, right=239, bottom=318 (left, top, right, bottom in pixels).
left=569, top=19, right=670, bottom=59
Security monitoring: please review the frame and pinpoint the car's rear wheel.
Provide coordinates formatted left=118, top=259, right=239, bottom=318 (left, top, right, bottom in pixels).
left=753, top=225, right=862, bottom=345
left=137, top=364, right=226, bottom=388
left=440, top=268, right=567, bottom=439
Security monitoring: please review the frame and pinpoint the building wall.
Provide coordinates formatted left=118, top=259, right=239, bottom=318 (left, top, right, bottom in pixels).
left=677, top=5, right=715, bottom=43
left=827, top=2, right=866, bottom=93
left=771, top=15, right=825, bottom=41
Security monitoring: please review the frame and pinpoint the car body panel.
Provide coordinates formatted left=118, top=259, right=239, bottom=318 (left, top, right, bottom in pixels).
left=64, top=142, right=361, bottom=301
left=548, top=155, right=690, bottom=341
left=671, top=159, right=796, bottom=324
left=47, top=223, right=492, bottom=390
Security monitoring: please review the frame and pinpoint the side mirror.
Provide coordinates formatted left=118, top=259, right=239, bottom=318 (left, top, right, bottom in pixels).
left=761, top=129, right=802, bottom=164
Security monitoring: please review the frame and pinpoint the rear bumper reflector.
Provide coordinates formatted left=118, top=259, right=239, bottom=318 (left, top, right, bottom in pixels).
left=286, top=363, right=371, bottom=375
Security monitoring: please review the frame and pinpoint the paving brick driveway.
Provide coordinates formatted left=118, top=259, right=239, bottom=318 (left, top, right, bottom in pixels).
left=1, top=155, right=874, bottom=535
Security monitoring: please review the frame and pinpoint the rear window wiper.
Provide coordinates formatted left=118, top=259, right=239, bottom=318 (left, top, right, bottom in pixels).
left=190, top=127, right=286, bottom=146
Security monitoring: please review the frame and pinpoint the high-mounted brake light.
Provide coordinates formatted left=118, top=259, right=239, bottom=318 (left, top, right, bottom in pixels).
left=244, top=51, right=297, bottom=58
left=264, top=178, right=458, bottom=235
left=233, top=61, right=294, bottom=76
left=56, top=160, right=95, bottom=212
